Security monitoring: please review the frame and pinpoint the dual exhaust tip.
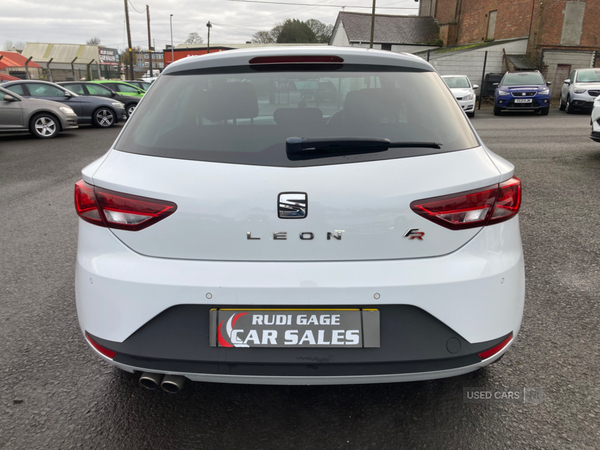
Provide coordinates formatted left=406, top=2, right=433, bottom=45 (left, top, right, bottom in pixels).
left=139, top=372, right=185, bottom=394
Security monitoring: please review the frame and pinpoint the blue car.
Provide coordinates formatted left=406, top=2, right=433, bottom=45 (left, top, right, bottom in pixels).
left=494, top=71, right=551, bottom=116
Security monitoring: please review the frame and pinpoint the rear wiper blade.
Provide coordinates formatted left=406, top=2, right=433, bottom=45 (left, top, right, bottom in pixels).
left=286, top=137, right=441, bottom=158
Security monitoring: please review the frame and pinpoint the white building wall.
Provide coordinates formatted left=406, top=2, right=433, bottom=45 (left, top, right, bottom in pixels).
left=542, top=50, right=595, bottom=97
left=330, top=22, right=350, bottom=47
left=426, top=39, right=529, bottom=88
left=338, top=42, right=439, bottom=54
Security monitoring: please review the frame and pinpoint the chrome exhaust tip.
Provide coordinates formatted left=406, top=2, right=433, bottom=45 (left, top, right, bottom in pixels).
left=160, top=375, right=185, bottom=394
left=139, top=372, right=164, bottom=390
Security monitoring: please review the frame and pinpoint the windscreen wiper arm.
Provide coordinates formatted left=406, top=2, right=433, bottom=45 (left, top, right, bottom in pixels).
left=286, top=137, right=442, bottom=158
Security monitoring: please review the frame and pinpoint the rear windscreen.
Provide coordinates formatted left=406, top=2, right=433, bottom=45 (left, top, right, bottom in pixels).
left=115, top=65, right=479, bottom=167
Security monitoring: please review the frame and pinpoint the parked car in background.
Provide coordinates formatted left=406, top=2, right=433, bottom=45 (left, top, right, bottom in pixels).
left=125, top=80, right=152, bottom=91
left=560, top=68, right=600, bottom=114
left=75, top=47, right=523, bottom=391
left=58, top=82, right=140, bottom=118
left=591, top=96, right=600, bottom=142
left=441, top=75, right=478, bottom=118
left=2, top=80, right=125, bottom=128
left=494, top=71, right=551, bottom=116
left=0, top=85, right=78, bottom=138
left=89, top=80, right=145, bottom=99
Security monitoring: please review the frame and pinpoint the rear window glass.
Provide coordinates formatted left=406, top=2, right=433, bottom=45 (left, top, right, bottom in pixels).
left=502, top=72, right=545, bottom=86
left=115, top=66, right=479, bottom=167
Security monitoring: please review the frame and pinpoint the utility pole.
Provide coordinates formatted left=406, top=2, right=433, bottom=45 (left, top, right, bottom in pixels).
left=207, top=21, right=212, bottom=54
left=146, top=4, right=153, bottom=77
left=170, top=14, right=174, bottom=65
left=369, top=0, right=376, bottom=48
left=124, top=0, right=134, bottom=79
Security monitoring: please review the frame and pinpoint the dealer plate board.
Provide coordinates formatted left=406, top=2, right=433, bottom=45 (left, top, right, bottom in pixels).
left=209, top=309, right=380, bottom=348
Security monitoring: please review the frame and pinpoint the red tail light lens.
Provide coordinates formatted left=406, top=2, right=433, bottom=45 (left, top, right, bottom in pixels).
left=86, top=333, right=117, bottom=359
left=477, top=333, right=513, bottom=360
left=410, top=177, right=521, bottom=230
left=249, top=55, right=344, bottom=64
left=74, top=180, right=103, bottom=226
left=74, top=180, right=177, bottom=231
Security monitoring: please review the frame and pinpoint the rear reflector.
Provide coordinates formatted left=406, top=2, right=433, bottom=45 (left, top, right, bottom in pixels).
left=410, top=176, right=521, bottom=230
left=249, top=55, right=344, bottom=64
left=74, top=179, right=177, bottom=231
left=86, top=333, right=117, bottom=359
left=477, top=333, right=513, bottom=360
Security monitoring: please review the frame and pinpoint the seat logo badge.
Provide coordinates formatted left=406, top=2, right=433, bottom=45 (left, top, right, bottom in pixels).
left=278, top=192, right=307, bottom=219
left=404, top=228, right=425, bottom=240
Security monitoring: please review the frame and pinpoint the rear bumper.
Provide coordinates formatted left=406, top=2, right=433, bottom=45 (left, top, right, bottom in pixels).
left=76, top=217, right=525, bottom=384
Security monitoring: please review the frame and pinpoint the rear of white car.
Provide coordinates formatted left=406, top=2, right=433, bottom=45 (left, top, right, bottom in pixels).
left=75, top=47, right=524, bottom=387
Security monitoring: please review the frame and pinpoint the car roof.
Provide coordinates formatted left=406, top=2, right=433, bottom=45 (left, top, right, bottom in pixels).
left=162, top=46, right=433, bottom=75
left=2, top=80, right=61, bottom=86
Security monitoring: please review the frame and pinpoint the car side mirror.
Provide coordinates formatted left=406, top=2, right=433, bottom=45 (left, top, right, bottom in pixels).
left=493, top=82, right=499, bottom=87
left=546, top=81, right=552, bottom=86
left=473, top=84, right=479, bottom=90
left=137, top=89, right=145, bottom=95
left=3, top=94, right=18, bottom=102
left=64, top=91, right=73, bottom=97
left=564, top=79, right=571, bottom=85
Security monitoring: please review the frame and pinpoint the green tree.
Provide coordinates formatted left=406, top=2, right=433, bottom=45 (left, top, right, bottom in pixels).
left=305, top=19, right=333, bottom=43
left=276, top=19, right=317, bottom=43
left=251, top=30, right=275, bottom=44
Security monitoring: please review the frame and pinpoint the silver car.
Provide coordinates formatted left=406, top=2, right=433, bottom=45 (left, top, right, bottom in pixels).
left=560, top=68, right=600, bottom=113
left=0, top=86, right=78, bottom=138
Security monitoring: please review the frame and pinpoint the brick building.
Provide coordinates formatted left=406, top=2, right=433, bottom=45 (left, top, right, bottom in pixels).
left=420, top=0, right=599, bottom=97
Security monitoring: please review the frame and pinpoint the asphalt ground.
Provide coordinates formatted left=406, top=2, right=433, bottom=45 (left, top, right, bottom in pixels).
left=0, top=109, right=599, bottom=450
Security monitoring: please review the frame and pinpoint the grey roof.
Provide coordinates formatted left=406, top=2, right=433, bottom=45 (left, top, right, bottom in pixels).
left=506, top=54, right=536, bottom=70
left=21, top=43, right=99, bottom=64
left=336, top=12, right=439, bottom=45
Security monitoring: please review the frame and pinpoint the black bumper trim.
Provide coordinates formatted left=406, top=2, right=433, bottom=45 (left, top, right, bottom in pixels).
left=89, top=304, right=512, bottom=377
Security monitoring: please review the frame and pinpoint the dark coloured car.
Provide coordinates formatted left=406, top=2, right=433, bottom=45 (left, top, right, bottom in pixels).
left=2, top=80, right=126, bottom=127
left=58, top=82, right=140, bottom=118
left=493, top=71, right=551, bottom=116
left=125, top=80, right=152, bottom=91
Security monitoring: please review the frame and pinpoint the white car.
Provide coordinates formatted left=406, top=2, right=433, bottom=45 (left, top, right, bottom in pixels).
left=560, top=68, right=600, bottom=113
left=75, top=47, right=524, bottom=392
left=591, top=96, right=600, bottom=142
left=441, top=75, right=478, bottom=117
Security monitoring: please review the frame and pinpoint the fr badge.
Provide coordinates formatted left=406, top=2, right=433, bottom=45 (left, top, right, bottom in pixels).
left=404, top=228, right=425, bottom=240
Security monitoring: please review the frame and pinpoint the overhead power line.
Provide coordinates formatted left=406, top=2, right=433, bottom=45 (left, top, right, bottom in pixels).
left=128, top=0, right=145, bottom=14
left=228, top=0, right=418, bottom=9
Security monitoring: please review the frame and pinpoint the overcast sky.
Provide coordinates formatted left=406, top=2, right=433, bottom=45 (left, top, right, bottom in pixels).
left=1, top=0, right=419, bottom=51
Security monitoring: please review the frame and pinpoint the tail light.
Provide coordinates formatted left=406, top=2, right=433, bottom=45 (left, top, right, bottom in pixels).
left=74, top=180, right=177, bottom=231
left=478, top=332, right=513, bottom=360
left=410, top=177, right=521, bottom=230
left=249, top=55, right=344, bottom=64
left=86, top=333, right=117, bottom=359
